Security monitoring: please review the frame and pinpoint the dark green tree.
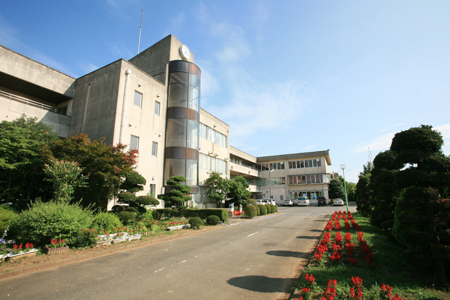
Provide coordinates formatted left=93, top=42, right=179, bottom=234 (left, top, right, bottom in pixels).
left=339, top=176, right=356, bottom=202
left=390, top=125, right=450, bottom=286
left=0, top=115, right=58, bottom=208
left=157, top=176, right=191, bottom=208
left=204, top=172, right=230, bottom=205
left=113, top=171, right=156, bottom=214
left=329, top=178, right=345, bottom=199
left=226, top=176, right=251, bottom=207
left=51, top=134, right=137, bottom=210
left=369, top=150, right=402, bottom=237
left=355, top=174, right=371, bottom=217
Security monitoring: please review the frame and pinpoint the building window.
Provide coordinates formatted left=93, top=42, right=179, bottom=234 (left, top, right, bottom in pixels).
left=134, top=91, right=143, bottom=108
left=149, top=184, right=156, bottom=197
left=154, top=101, right=160, bottom=116
left=130, top=135, right=139, bottom=151
left=152, top=142, right=158, bottom=157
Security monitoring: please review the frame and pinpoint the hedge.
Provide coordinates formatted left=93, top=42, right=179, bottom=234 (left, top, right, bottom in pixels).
left=154, top=208, right=228, bottom=223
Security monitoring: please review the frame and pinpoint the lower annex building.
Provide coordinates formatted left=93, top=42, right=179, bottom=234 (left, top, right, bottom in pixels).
left=0, top=35, right=332, bottom=208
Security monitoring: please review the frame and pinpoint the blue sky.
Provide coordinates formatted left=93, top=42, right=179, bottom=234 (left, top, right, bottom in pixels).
left=1, top=1, right=450, bottom=183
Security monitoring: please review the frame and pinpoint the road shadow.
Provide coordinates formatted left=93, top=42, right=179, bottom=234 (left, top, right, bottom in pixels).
left=266, top=250, right=309, bottom=258
left=309, top=229, right=323, bottom=232
left=227, top=275, right=296, bottom=294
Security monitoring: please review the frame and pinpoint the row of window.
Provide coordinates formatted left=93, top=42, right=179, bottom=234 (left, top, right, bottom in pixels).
left=288, top=174, right=324, bottom=184
left=288, top=159, right=322, bottom=169
left=199, top=124, right=227, bottom=148
left=258, top=162, right=285, bottom=171
left=199, top=153, right=227, bottom=175
left=289, top=191, right=325, bottom=200
left=257, top=159, right=323, bottom=171
left=133, top=91, right=161, bottom=116
left=130, top=135, right=158, bottom=157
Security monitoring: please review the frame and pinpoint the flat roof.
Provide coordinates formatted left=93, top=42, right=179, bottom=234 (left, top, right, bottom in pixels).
left=257, top=149, right=332, bottom=165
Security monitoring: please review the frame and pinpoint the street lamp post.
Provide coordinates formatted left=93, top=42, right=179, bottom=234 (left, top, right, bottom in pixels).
left=340, top=164, right=349, bottom=212
left=269, top=169, right=274, bottom=200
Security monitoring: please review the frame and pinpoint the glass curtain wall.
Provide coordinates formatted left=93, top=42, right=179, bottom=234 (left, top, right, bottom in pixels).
left=164, top=61, right=201, bottom=193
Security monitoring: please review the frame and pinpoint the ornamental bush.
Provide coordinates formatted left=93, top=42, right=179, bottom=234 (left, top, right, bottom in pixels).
left=0, top=206, right=18, bottom=232
left=255, top=205, right=261, bottom=216
left=266, top=204, right=274, bottom=214
left=189, top=217, right=204, bottom=229
left=116, top=210, right=137, bottom=225
left=257, top=204, right=267, bottom=215
left=244, top=205, right=257, bottom=218
left=92, top=212, right=123, bottom=232
left=9, top=200, right=93, bottom=246
left=206, top=215, right=220, bottom=225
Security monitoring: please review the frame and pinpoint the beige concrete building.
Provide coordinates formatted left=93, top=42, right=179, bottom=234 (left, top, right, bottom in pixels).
left=0, top=35, right=332, bottom=209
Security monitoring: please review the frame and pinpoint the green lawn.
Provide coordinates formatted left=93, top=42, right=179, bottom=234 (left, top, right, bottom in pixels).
left=293, top=212, right=449, bottom=300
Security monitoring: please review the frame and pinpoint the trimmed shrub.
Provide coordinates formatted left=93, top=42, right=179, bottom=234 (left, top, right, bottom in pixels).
left=255, top=205, right=261, bottom=216
left=257, top=204, right=267, bottom=215
left=189, top=217, right=204, bottom=229
left=92, top=212, right=122, bottom=232
left=116, top=210, right=137, bottom=225
left=9, top=200, right=93, bottom=246
left=0, top=206, right=18, bottom=232
left=181, top=209, right=228, bottom=223
left=206, top=215, right=220, bottom=225
left=244, top=205, right=257, bottom=218
left=272, top=205, right=278, bottom=213
left=266, top=204, right=273, bottom=214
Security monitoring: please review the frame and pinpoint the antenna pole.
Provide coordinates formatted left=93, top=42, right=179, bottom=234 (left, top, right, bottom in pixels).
left=137, top=8, right=143, bottom=54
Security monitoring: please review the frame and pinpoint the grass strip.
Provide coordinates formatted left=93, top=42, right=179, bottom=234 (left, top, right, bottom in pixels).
left=293, top=212, right=447, bottom=300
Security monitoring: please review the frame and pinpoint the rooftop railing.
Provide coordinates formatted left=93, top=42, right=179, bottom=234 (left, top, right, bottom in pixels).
left=0, top=90, right=70, bottom=116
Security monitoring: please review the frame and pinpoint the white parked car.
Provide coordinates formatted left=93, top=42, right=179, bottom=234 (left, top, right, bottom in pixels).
left=282, top=200, right=293, bottom=206
left=295, top=197, right=310, bottom=206
left=258, top=199, right=276, bottom=205
left=333, top=198, right=344, bottom=206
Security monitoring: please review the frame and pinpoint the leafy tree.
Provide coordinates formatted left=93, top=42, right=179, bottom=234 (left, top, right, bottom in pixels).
left=157, top=176, right=191, bottom=208
left=226, top=176, right=251, bottom=207
left=369, top=150, right=402, bottom=237
left=51, top=134, right=137, bottom=211
left=390, top=125, right=450, bottom=286
left=113, top=171, right=158, bottom=214
left=204, top=172, right=230, bottom=205
left=338, top=176, right=356, bottom=202
left=359, top=162, right=373, bottom=179
left=0, top=115, right=58, bottom=208
left=355, top=174, right=371, bottom=217
left=44, top=158, right=87, bottom=203
left=329, top=178, right=345, bottom=199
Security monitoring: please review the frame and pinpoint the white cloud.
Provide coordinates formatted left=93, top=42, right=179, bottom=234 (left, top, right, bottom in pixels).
left=197, top=2, right=314, bottom=143
left=353, top=131, right=396, bottom=153
left=207, top=80, right=312, bottom=139
left=80, top=63, right=100, bottom=74
left=376, top=123, right=405, bottom=133
left=435, top=123, right=450, bottom=139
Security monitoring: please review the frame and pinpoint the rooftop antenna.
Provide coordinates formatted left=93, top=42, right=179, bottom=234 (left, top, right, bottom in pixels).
left=137, top=8, right=143, bottom=54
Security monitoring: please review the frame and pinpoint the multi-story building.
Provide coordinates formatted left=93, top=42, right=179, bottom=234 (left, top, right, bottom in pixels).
left=0, top=35, right=331, bottom=208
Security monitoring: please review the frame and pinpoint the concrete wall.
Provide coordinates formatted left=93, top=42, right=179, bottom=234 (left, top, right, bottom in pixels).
left=111, top=60, right=168, bottom=204
left=0, top=45, right=75, bottom=98
left=198, top=109, right=230, bottom=186
left=0, top=92, right=71, bottom=137
left=71, top=60, right=122, bottom=145
left=129, top=35, right=194, bottom=85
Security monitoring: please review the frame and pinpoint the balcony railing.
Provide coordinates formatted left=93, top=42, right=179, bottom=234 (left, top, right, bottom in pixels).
left=0, top=90, right=70, bottom=116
